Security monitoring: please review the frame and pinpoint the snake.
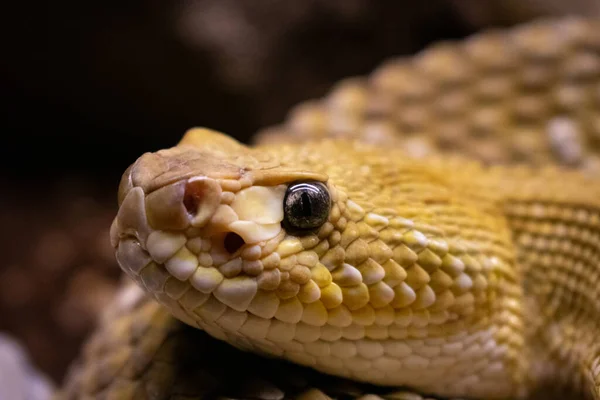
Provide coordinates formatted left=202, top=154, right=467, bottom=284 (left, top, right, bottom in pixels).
left=56, top=17, right=600, bottom=400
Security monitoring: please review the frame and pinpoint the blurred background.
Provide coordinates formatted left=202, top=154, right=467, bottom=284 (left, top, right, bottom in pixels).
left=1, top=0, right=599, bottom=389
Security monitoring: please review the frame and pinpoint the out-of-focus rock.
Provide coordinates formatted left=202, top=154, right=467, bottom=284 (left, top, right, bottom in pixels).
left=0, top=333, right=55, bottom=400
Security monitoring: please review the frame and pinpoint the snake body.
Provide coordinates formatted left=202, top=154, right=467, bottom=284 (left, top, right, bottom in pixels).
left=58, top=17, right=600, bottom=400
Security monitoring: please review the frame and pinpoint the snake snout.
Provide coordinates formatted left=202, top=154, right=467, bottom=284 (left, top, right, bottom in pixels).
left=110, top=175, right=225, bottom=268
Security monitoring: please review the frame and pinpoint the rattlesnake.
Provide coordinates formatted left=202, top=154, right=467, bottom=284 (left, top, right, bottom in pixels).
left=57, top=17, right=600, bottom=400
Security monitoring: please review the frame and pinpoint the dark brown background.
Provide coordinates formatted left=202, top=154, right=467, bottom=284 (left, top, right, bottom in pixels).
left=1, top=0, right=597, bottom=385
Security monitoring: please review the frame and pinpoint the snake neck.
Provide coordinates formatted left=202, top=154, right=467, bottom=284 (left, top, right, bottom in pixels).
left=498, top=167, right=600, bottom=398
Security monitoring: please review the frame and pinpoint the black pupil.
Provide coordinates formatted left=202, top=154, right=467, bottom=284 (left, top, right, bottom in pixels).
left=283, top=181, right=330, bottom=232
left=300, top=192, right=312, bottom=217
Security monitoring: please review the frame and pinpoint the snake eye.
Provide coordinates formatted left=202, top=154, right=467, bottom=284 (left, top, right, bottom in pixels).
left=283, top=181, right=331, bottom=233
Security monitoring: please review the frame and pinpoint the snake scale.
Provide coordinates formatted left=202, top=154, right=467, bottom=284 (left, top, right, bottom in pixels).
left=56, top=17, right=600, bottom=400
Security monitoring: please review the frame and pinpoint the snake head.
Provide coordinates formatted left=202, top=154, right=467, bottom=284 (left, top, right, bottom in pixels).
left=110, top=128, right=525, bottom=398
left=111, top=128, right=342, bottom=324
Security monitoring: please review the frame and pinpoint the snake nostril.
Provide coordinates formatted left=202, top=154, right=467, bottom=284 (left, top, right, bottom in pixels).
left=183, top=181, right=202, bottom=215
left=183, top=177, right=223, bottom=227
left=223, top=232, right=245, bottom=254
